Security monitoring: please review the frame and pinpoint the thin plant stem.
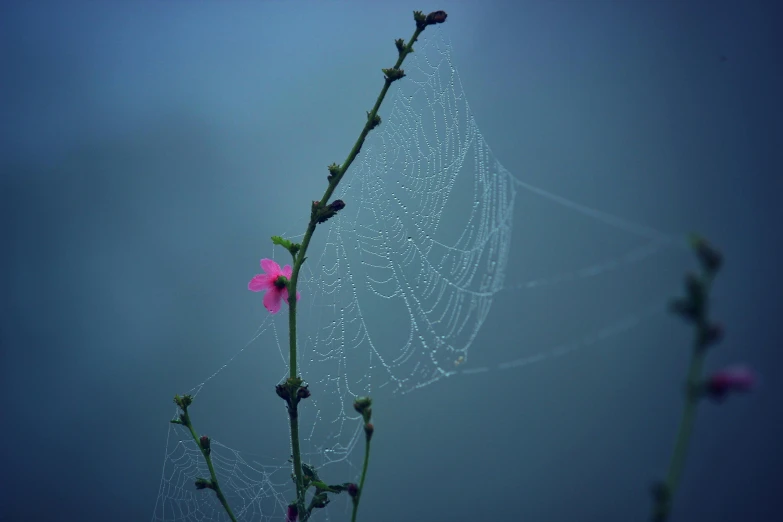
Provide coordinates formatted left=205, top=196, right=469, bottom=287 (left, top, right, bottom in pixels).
left=283, top=19, right=429, bottom=519
left=173, top=399, right=239, bottom=522
left=652, top=271, right=715, bottom=521
left=351, top=436, right=372, bottom=522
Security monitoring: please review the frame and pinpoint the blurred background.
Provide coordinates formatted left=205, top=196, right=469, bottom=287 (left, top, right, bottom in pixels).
left=1, top=1, right=780, bottom=521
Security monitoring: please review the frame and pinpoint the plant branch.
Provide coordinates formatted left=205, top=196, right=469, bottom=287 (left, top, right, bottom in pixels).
left=171, top=395, right=238, bottom=522
left=281, top=10, right=446, bottom=519
left=651, top=235, right=723, bottom=522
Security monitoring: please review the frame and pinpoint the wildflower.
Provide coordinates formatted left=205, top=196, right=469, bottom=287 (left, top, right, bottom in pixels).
left=248, top=259, right=300, bottom=314
left=704, top=365, right=756, bottom=401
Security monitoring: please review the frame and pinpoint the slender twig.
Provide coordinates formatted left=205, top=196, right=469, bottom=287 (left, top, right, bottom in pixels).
left=283, top=11, right=446, bottom=518
left=651, top=235, right=723, bottom=521
left=171, top=395, right=238, bottom=522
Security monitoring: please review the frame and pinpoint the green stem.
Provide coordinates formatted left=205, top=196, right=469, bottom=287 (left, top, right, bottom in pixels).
left=652, top=275, right=714, bottom=522
left=183, top=413, right=238, bottom=522
left=283, top=22, right=426, bottom=520
left=288, top=402, right=306, bottom=517
left=351, top=436, right=372, bottom=522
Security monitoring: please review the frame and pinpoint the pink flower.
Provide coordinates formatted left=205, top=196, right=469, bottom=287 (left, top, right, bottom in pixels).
left=705, top=365, right=757, bottom=401
left=248, top=258, right=300, bottom=314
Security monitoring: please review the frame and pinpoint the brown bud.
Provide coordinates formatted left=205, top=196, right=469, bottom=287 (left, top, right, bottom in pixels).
left=275, top=383, right=290, bottom=401
left=425, top=10, right=448, bottom=25
left=297, top=385, right=311, bottom=400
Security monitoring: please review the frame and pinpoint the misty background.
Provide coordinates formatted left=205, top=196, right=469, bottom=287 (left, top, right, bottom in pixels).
left=1, top=1, right=781, bottom=521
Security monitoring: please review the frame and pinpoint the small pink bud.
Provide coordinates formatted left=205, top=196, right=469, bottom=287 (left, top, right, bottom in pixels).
left=705, top=365, right=756, bottom=401
left=286, top=504, right=298, bottom=522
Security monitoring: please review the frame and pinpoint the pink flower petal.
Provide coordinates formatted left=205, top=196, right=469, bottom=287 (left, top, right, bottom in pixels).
left=248, top=274, right=273, bottom=292
left=263, top=287, right=283, bottom=314
left=261, top=258, right=282, bottom=276
left=706, top=365, right=756, bottom=400
left=282, top=264, right=293, bottom=279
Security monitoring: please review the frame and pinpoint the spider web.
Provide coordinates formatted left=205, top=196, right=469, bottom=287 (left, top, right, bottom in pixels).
left=152, top=29, right=681, bottom=522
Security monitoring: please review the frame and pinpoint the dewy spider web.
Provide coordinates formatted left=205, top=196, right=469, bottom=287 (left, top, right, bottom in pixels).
left=153, top=29, right=681, bottom=522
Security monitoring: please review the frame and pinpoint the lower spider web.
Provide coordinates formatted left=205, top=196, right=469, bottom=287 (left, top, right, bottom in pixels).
left=152, top=29, right=684, bottom=522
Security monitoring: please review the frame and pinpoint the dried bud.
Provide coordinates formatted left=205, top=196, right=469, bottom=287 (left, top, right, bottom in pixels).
left=425, top=10, right=448, bottom=25
left=415, top=10, right=448, bottom=30
left=199, top=435, right=211, bottom=453
left=297, top=385, right=311, bottom=400
left=276, top=383, right=291, bottom=401
left=348, top=483, right=359, bottom=498
left=316, top=199, right=346, bottom=224
left=364, top=422, right=374, bottom=441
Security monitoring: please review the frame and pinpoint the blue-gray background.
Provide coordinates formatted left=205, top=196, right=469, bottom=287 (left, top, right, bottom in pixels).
left=1, top=1, right=780, bottom=521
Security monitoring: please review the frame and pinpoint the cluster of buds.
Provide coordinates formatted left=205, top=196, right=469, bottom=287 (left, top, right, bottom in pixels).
left=173, top=394, right=193, bottom=410
left=312, top=199, right=346, bottom=224
left=170, top=394, right=195, bottom=426
left=673, top=235, right=756, bottom=402
left=276, top=376, right=311, bottom=417
left=354, top=396, right=374, bottom=441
